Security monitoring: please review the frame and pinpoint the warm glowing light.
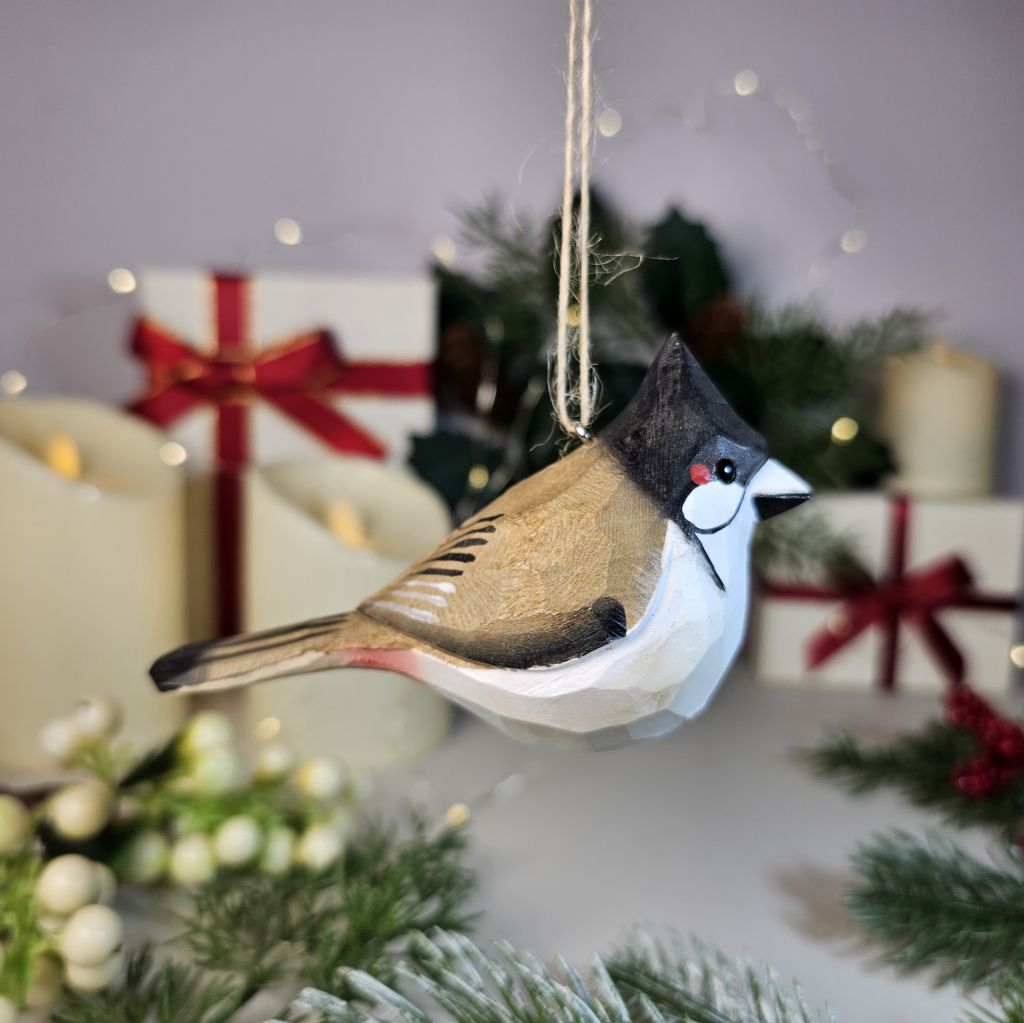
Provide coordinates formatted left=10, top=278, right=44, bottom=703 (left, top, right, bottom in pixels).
left=840, top=228, right=867, bottom=254
left=325, top=497, right=373, bottom=549
left=928, top=339, right=956, bottom=366
left=0, top=370, right=27, bottom=395
left=826, top=613, right=851, bottom=637
left=1011, top=644, right=1024, bottom=669
left=467, top=465, right=490, bottom=491
left=831, top=416, right=860, bottom=444
left=475, top=379, right=497, bottom=413
left=44, top=433, right=82, bottom=480
left=107, top=268, right=137, bottom=294
left=444, top=803, right=471, bottom=829
left=734, top=70, right=759, bottom=97
left=432, top=236, right=457, bottom=267
left=158, top=441, right=187, bottom=467
left=274, top=218, right=302, bottom=246
left=255, top=716, right=282, bottom=742
left=597, top=107, right=622, bottom=138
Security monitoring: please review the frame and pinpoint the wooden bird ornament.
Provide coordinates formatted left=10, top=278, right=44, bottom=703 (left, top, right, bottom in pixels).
left=151, top=336, right=811, bottom=749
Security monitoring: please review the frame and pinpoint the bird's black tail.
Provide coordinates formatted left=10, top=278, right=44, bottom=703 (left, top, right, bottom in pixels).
left=150, top=613, right=358, bottom=695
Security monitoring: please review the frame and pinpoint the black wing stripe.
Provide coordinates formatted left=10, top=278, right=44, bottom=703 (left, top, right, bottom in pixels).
left=454, top=525, right=497, bottom=538
left=446, top=538, right=488, bottom=550
left=418, top=567, right=464, bottom=577
left=430, top=553, right=476, bottom=564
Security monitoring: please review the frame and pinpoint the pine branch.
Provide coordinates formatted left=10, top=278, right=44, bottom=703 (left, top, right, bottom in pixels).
left=720, top=301, right=927, bottom=490
left=805, top=725, right=1024, bottom=836
left=274, top=930, right=836, bottom=1023
left=609, top=935, right=834, bottom=1023
left=752, top=509, right=868, bottom=584
left=303, top=817, right=478, bottom=992
left=53, top=817, right=477, bottom=1023
left=52, top=945, right=244, bottom=1023
left=846, top=832, right=1024, bottom=989
left=965, top=970, right=1024, bottom=1023
left=179, top=816, right=476, bottom=995
left=841, top=308, right=928, bottom=361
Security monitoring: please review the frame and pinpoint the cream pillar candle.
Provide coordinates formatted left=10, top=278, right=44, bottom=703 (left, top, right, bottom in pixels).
left=882, top=340, right=999, bottom=497
left=244, top=458, right=452, bottom=768
left=0, top=398, right=187, bottom=774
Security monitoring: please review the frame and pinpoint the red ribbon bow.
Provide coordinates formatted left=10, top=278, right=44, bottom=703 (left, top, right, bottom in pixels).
left=762, top=496, right=1019, bottom=690
left=805, top=554, right=974, bottom=686
left=127, top=273, right=432, bottom=636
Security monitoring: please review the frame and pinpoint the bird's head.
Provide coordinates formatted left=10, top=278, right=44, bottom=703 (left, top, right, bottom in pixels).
left=603, top=334, right=811, bottom=572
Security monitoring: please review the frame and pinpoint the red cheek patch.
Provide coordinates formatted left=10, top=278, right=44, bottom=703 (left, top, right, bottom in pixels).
left=690, top=463, right=713, bottom=485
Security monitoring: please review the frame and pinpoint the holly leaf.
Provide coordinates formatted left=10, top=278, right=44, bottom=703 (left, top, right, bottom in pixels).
left=639, top=208, right=731, bottom=331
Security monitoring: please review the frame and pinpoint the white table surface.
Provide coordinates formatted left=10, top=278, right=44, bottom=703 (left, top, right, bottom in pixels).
left=375, top=666, right=993, bottom=1023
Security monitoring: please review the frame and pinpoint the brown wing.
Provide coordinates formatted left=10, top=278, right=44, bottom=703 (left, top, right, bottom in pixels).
left=360, top=441, right=667, bottom=668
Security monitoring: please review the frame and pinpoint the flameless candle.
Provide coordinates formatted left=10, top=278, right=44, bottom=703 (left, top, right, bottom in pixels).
left=0, top=398, right=187, bottom=774
left=243, top=458, right=452, bottom=768
left=882, top=341, right=999, bottom=498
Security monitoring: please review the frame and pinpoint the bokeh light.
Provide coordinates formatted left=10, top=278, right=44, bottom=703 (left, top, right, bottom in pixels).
left=0, top=370, right=27, bottom=395
left=107, top=269, right=137, bottom=294
left=597, top=108, right=622, bottom=138
left=158, top=442, right=188, bottom=467
left=431, top=236, right=457, bottom=267
left=831, top=416, right=860, bottom=443
left=734, top=70, right=759, bottom=96
left=274, top=218, right=303, bottom=246
left=840, top=228, right=867, bottom=254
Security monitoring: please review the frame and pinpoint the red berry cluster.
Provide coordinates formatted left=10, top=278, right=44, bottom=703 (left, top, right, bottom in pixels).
left=945, top=687, right=1024, bottom=799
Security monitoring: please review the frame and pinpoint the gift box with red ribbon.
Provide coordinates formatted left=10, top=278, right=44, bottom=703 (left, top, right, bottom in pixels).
left=127, top=270, right=435, bottom=638
left=752, top=493, right=1024, bottom=694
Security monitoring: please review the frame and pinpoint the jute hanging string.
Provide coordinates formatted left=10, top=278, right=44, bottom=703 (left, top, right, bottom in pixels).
left=554, top=0, right=597, bottom=439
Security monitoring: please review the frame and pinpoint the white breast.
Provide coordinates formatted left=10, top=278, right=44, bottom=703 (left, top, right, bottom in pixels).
left=396, top=512, right=754, bottom=749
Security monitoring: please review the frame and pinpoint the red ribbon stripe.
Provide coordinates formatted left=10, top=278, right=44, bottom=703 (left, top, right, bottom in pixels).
left=128, top=273, right=433, bottom=636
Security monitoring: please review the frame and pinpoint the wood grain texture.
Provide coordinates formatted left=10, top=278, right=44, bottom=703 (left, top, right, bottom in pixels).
left=360, top=440, right=666, bottom=668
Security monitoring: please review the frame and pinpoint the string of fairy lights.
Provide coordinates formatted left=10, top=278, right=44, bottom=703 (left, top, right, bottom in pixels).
left=430, top=67, right=868, bottom=283
left=1, top=63, right=866, bottom=400
left=1, top=63, right=1022, bottom=681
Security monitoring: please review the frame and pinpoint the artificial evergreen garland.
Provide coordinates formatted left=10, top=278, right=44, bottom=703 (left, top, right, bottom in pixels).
left=808, top=687, right=1024, bottom=1020
left=2, top=696, right=840, bottom=1022
left=0, top=697, right=474, bottom=1021
left=51, top=821, right=475, bottom=1023
left=274, top=929, right=836, bottom=1023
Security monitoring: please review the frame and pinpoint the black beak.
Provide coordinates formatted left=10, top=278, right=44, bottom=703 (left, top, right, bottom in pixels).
left=754, top=494, right=812, bottom=520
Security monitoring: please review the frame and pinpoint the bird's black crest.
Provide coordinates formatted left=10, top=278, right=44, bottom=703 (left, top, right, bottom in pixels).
left=601, top=335, right=766, bottom=524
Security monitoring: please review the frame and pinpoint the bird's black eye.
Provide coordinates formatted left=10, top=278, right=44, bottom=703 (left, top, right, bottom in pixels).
left=715, top=458, right=737, bottom=483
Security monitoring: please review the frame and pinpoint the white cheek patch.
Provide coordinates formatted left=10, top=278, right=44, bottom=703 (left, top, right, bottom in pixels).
left=682, top=480, right=744, bottom=532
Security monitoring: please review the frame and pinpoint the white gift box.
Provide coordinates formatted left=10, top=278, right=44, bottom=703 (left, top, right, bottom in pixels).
left=132, top=269, right=435, bottom=467
left=752, top=493, right=1024, bottom=694
left=128, top=269, right=437, bottom=639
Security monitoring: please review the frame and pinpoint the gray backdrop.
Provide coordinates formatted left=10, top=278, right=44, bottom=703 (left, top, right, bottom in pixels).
left=2, top=0, right=1022, bottom=490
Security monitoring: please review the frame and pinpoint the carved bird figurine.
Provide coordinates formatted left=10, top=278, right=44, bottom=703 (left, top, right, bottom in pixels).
left=151, top=336, right=811, bottom=749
